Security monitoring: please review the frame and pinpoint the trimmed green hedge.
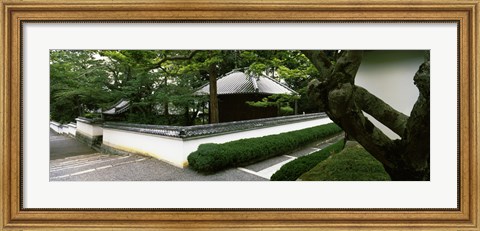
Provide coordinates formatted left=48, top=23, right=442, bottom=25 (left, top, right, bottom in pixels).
left=270, top=139, right=345, bottom=181
left=299, top=143, right=391, bottom=181
left=187, top=123, right=343, bottom=174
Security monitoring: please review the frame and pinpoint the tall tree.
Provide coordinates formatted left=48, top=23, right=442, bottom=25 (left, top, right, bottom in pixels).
left=100, top=50, right=206, bottom=125
left=302, top=50, right=430, bottom=180
left=50, top=50, right=110, bottom=123
left=240, top=50, right=320, bottom=113
left=99, top=50, right=161, bottom=123
left=179, top=50, right=239, bottom=124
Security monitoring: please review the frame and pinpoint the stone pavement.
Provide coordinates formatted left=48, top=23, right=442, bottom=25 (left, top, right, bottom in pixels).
left=50, top=129, right=96, bottom=160
left=50, top=130, right=343, bottom=181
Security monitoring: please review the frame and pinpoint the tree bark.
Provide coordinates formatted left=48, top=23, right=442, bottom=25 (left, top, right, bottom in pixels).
left=153, top=50, right=199, bottom=69
left=354, top=86, right=408, bottom=136
left=386, top=61, right=430, bottom=180
left=163, top=103, right=170, bottom=124
left=208, top=64, right=220, bottom=124
left=303, top=50, right=430, bottom=180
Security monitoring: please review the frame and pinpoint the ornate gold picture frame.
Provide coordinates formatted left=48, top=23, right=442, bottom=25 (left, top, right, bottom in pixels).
left=1, top=0, right=478, bottom=230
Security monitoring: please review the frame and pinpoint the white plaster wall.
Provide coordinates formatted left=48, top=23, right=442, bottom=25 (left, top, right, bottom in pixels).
left=76, top=121, right=90, bottom=136
left=68, top=124, right=76, bottom=137
left=49, top=122, right=61, bottom=133
left=60, top=125, right=69, bottom=134
left=102, top=117, right=333, bottom=168
left=103, top=128, right=186, bottom=167
left=76, top=121, right=103, bottom=137
left=355, top=50, right=425, bottom=139
left=91, top=125, right=103, bottom=136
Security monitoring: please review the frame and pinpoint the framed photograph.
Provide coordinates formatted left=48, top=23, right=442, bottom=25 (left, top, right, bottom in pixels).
left=1, top=0, right=478, bottom=230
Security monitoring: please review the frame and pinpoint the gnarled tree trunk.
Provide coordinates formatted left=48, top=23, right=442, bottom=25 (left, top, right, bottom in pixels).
left=302, top=50, right=430, bottom=180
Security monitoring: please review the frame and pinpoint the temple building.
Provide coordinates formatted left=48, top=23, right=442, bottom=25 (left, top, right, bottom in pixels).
left=195, top=71, right=298, bottom=123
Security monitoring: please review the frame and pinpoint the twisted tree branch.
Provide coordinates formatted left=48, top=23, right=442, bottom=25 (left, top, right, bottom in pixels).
left=301, top=50, right=334, bottom=80
left=153, top=50, right=199, bottom=68
left=353, top=86, right=408, bottom=137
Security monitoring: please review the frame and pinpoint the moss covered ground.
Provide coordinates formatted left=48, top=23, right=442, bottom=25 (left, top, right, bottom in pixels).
left=299, top=143, right=391, bottom=181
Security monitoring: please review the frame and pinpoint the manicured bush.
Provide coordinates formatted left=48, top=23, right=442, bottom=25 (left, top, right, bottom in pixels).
left=270, top=140, right=345, bottom=181
left=298, top=143, right=391, bottom=181
left=187, top=123, right=343, bottom=174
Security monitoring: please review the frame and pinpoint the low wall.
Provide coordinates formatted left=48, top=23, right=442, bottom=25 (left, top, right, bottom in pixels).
left=50, top=121, right=62, bottom=133
left=50, top=121, right=76, bottom=137
left=75, top=117, right=103, bottom=147
left=102, top=113, right=332, bottom=168
left=60, top=124, right=68, bottom=134
left=67, top=123, right=76, bottom=137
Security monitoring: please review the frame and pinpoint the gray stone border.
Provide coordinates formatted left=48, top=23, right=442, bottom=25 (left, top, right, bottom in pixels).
left=75, top=131, right=102, bottom=148
left=100, top=144, right=132, bottom=156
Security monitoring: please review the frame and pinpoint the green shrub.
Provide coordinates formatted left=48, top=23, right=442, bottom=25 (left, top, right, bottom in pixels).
left=299, top=143, right=391, bottom=181
left=187, top=123, right=343, bottom=174
left=83, top=113, right=102, bottom=119
left=279, top=106, right=294, bottom=116
left=270, top=140, right=345, bottom=181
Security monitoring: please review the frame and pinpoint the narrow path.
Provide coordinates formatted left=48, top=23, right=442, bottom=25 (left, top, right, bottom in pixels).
left=237, top=134, right=344, bottom=179
left=50, top=129, right=96, bottom=160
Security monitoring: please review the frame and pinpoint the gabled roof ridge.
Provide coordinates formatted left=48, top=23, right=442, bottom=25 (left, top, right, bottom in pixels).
left=194, top=70, right=247, bottom=93
left=103, top=98, right=130, bottom=115
left=259, top=75, right=299, bottom=95
left=195, top=70, right=298, bottom=95
left=110, top=98, right=129, bottom=108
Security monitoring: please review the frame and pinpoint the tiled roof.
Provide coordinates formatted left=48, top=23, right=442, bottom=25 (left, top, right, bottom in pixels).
left=103, top=99, right=130, bottom=115
left=195, top=71, right=298, bottom=95
left=104, top=112, right=327, bottom=138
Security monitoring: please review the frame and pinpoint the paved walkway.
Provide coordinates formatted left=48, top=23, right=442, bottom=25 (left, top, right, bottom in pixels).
left=50, top=129, right=96, bottom=160
left=236, top=135, right=342, bottom=179
left=50, top=130, right=343, bottom=181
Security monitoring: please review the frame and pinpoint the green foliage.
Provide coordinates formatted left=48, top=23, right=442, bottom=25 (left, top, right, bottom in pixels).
left=50, top=50, right=111, bottom=123
left=295, top=87, right=320, bottom=113
left=246, top=98, right=270, bottom=108
left=246, top=94, right=300, bottom=116
left=187, top=123, right=343, bottom=174
left=299, top=143, right=391, bottom=181
left=50, top=49, right=323, bottom=125
left=83, top=113, right=101, bottom=119
left=50, top=50, right=209, bottom=125
left=279, top=106, right=294, bottom=116
left=270, top=140, right=345, bottom=181
left=239, top=50, right=321, bottom=114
